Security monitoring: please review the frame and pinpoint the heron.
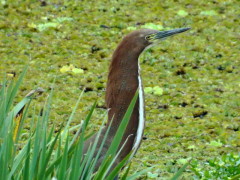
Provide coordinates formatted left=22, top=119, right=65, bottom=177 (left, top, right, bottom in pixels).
left=83, top=27, right=190, bottom=178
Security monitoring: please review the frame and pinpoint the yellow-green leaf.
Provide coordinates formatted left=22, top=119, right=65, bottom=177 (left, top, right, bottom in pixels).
left=144, top=87, right=153, bottom=94
left=209, top=140, right=223, bottom=147
left=60, top=65, right=71, bottom=73
left=153, top=86, right=163, bottom=96
left=72, top=68, right=84, bottom=74
left=177, top=10, right=188, bottom=17
left=200, top=10, right=218, bottom=16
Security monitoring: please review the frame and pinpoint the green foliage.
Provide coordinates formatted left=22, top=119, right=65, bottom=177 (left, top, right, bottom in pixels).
left=28, top=17, right=74, bottom=32
left=190, top=153, right=240, bottom=180
left=170, top=161, right=189, bottom=180
left=0, top=72, right=150, bottom=179
left=0, top=0, right=239, bottom=178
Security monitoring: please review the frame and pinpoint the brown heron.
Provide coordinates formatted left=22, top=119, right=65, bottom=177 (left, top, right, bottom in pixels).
left=83, top=27, right=190, bottom=177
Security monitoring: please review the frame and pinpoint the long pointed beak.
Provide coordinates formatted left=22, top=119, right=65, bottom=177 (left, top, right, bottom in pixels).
left=155, top=27, right=190, bottom=39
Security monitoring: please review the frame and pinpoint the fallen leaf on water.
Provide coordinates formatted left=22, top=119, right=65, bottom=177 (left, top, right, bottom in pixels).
left=177, top=10, right=189, bottom=17
left=144, top=86, right=163, bottom=96
left=60, top=64, right=84, bottom=74
left=72, top=68, right=84, bottom=74
left=200, top=10, right=218, bottom=16
left=209, top=140, right=223, bottom=147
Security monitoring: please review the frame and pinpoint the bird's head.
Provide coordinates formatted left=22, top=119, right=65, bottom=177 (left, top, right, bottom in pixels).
left=123, top=27, right=190, bottom=51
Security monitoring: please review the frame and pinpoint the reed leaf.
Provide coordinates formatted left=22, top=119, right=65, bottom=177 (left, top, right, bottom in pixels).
left=1, top=71, right=152, bottom=180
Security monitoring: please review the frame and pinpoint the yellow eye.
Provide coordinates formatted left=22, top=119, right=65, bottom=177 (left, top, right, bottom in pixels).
left=145, top=35, right=151, bottom=40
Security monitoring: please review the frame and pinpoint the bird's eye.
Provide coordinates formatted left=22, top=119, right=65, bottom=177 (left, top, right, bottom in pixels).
left=145, top=35, right=151, bottom=40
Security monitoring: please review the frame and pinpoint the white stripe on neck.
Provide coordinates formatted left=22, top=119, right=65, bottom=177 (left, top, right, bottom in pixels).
left=132, top=61, right=145, bottom=156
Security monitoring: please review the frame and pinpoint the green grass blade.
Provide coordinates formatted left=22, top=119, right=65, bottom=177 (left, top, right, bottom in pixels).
left=103, top=134, right=133, bottom=178
left=69, top=138, right=84, bottom=180
left=47, top=125, right=55, bottom=144
left=79, top=144, right=95, bottom=180
left=121, top=164, right=131, bottom=180
left=37, top=130, right=47, bottom=179
left=0, top=133, right=14, bottom=180
left=81, top=119, right=110, bottom=179
left=126, top=167, right=153, bottom=180
left=72, top=101, right=98, bottom=179
left=85, top=117, right=112, bottom=179
left=6, top=66, right=28, bottom=112
left=230, top=174, right=240, bottom=180
left=92, top=156, right=112, bottom=180
left=29, top=117, right=42, bottom=180
left=8, top=140, right=30, bottom=179
left=39, top=128, right=61, bottom=178
left=45, top=136, right=77, bottom=177
left=61, top=90, right=84, bottom=142
left=170, top=162, right=189, bottom=180
left=94, top=90, right=138, bottom=179
left=0, top=79, right=7, bottom=129
left=22, top=141, right=31, bottom=180
left=3, top=95, right=32, bottom=138
left=105, top=153, right=131, bottom=180
left=57, top=135, right=69, bottom=180
left=45, top=101, right=97, bottom=179
left=14, top=100, right=31, bottom=143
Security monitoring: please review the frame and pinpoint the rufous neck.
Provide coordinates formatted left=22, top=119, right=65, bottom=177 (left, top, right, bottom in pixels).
left=105, top=39, right=145, bottom=130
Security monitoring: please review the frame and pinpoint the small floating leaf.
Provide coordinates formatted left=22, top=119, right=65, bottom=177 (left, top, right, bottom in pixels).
left=55, top=17, right=74, bottom=23
left=177, top=158, right=188, bottom=165
left=144, top=86, right=163, bottom=96
left=209, top=140, right=223, bottom=147
left=147, top=172, right=158, bottom=178
left=200, top=10, right=218, bottom=16
left=187, top=145, right=196, bottom=149
left=177, top=10, right=188, bottom=17
left=144, top=87, right=153, bottom=94
left=72, top=68, right=84, bottom=74
left=153, top=86, right=163, bottom=96
left=60, top=64, right=84, bottom=74
left=141, top=23, right=163, bottom=30
left=126, top=26, right=137, bottom=31
left=60, top=65, right=71, bottom=73
left=37, top=22, right=59, bottom=31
